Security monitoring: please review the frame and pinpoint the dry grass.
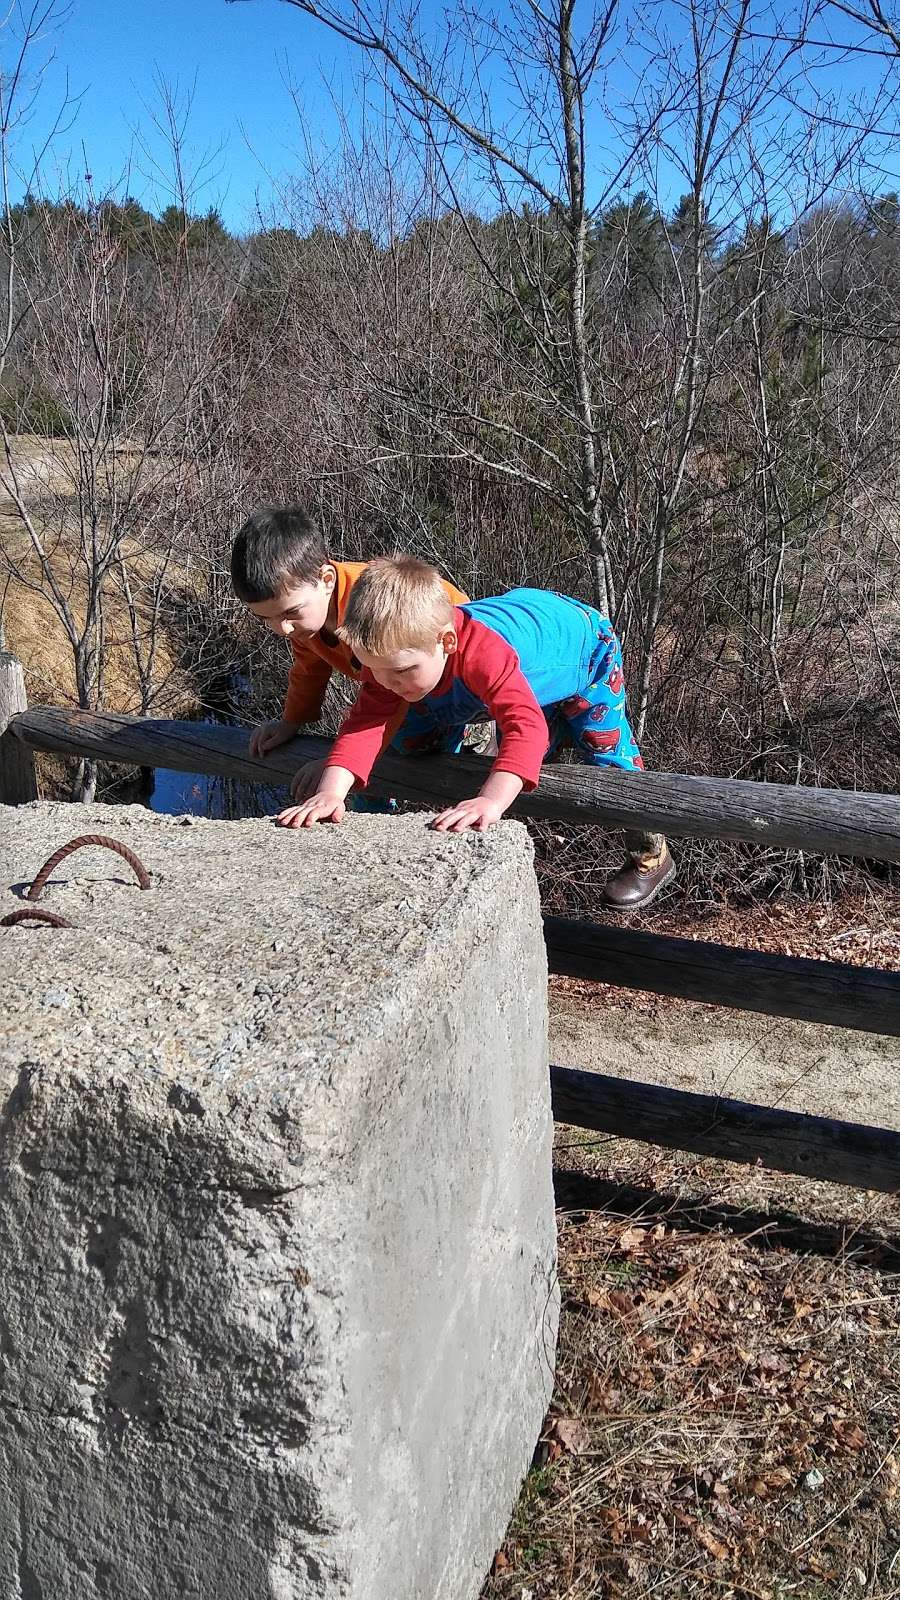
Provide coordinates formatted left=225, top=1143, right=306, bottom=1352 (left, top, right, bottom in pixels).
left=0, top=434, right=198, bottom=719
left=482, top=1136, right=900, bottom=1600
left=0, top=432, right=179, bottom=503
left=1, top=518, right=190, bottom=715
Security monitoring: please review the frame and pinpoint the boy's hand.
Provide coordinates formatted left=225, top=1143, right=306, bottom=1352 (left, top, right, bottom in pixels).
left=276, top=794, right=347, bottom=828
left=431, top=771, right=523, bottom=833
left=249, top=719, right=301, bottom=758
left=290, top=758, right=329, bottom=801
left=275, top=765, right=355, bottom=829
left=430, top=796, right=504, bottom=833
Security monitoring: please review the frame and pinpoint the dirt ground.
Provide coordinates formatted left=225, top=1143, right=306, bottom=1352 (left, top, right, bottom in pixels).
left=549, top=896, right=900, bottom=1127
left=479, top=902, right=900, bottom=1600
left=549, top=989, right=900, bottom=1129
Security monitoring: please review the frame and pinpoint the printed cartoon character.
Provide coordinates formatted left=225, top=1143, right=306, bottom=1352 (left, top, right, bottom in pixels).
left=582, top=727, right=621, bottom=754
left=589, top=703, right=616, bottom=722
left=560, top=694, right=592, bottom=716
left=605, top=665, right=624, bottom=695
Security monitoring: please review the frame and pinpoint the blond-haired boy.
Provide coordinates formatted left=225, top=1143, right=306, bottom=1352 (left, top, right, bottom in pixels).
left=279, top=558, right=675, bottom=910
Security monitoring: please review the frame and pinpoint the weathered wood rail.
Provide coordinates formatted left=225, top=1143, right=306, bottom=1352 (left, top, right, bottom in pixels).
left=5, top=694, right=899, bottom=1195
left=8, top=705, right=900, bottom=861
left=543, top=917, right=900, bottom=1036
left=549, top=1068, right=900, bottom=1194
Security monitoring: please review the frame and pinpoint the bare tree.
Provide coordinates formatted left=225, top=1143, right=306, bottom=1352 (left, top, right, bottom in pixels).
left=0, top=56, right=248, bottom=797
left=227, top=0, right=687, bottom=613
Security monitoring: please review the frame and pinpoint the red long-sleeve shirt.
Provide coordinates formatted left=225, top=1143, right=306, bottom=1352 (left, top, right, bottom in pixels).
left=326, top=608, right=549, bottom=790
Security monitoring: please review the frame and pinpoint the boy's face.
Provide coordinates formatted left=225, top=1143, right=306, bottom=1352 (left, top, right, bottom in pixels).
left=355, top=629, right=457, bottom=701
left=247, top=566, right=336, bottom=640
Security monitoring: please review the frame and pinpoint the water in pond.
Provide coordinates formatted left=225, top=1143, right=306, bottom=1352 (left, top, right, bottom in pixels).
left=143, top=675, right=398, bottom=821
left=146, top=674, right=290, bottom=820
left=148, top=759, right=289, bottom=821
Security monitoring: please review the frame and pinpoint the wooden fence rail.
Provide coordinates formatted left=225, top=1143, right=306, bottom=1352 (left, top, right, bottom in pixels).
left=544, top=916, right=900, bottom=1036
left=549, top=1067, right=900, bottom=1194
left=8, top=706, right=900, bottom=863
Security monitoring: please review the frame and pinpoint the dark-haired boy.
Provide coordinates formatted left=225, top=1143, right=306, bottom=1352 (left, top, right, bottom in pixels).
left=230, top=503, right=469, bottom=801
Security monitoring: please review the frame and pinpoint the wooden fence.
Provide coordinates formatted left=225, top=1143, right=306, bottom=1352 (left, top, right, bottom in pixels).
left=3, top=670, right=899, bottom=1195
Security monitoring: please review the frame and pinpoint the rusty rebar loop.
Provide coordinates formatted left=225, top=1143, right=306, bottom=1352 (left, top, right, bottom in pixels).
left=0, top=907, right=73, bottom=929
left=25, top=834, right=152, bottom=902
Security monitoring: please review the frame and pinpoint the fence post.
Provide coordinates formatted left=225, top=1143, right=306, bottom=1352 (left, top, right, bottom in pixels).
left=0, top=653, right=38, bottom=804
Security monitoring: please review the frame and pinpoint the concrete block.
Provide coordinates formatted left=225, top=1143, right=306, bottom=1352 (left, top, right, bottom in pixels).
left=0, top=804, right=558, bottom=1599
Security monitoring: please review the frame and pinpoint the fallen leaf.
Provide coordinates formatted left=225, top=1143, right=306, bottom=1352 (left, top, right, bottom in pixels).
left=764, top=1465, right=794, bottom=1490
left=553, top=1417, right=591, bottom=1455
left=694, top=1524, right=729, bottom=1560
left=618, top=1226, right=646, bottom=1253
left=832, top=1420, right=867, bottom=1450
left=599, top=1506, right=626, bottom=1544
left=608, top=1290, right=634, bottom=1315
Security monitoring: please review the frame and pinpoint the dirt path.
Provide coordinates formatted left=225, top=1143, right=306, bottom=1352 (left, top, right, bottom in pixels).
left=549, top=984, right=900, bottom=1127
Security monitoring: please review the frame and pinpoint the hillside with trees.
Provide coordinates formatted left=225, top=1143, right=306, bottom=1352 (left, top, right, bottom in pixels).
left=1, top=0, right=898, bottom=899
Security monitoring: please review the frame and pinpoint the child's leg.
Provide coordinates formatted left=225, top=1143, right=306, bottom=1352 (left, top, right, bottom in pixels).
left=556, top=629, right=643, bottom=771
left=558, top=628, right=674, bottom=909
left=623, top=824, right=667, bottom=860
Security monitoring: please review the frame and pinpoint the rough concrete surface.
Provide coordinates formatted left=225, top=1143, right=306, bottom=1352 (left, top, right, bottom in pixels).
left=0, top=803, right=558, bottom=1600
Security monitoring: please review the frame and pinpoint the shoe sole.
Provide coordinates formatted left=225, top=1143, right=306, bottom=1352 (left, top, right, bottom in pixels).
left=602, top=860, right=677, bottom=913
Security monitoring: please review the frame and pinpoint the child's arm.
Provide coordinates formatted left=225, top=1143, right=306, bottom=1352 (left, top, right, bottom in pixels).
left=250, top=719, right=301, bottom=758
left=276, top=678, right=402, bottom=828
left=283, top=642, right=334, bottom=724
left=431, top=621, right=546, bottom=830
left=277, top=764, right=356, bottom=828
left=250, top=642, right=334, bottom=762
left=430, top=769, right=524, bottom=832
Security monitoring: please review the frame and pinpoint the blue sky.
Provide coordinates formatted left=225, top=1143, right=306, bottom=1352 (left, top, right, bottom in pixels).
left=6, top=0, right=900, bottom=236
left=8, top=0, right=360, bottom=230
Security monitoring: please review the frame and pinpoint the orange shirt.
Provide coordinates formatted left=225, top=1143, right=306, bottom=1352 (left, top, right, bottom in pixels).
left=282, top=560, right=469, bottom=724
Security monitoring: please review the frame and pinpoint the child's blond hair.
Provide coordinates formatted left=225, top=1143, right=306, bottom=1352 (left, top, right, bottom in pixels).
left=338, top=556, right=455, bottom=654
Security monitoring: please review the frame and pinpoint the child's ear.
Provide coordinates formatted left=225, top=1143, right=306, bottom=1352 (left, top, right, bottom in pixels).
left=320, top=562, right=337, bottom=590
left=441, top=626, right=458, bottom=656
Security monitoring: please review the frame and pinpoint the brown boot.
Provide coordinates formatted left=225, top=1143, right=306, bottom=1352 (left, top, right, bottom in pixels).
left=602, top=847, right=676, bottom=911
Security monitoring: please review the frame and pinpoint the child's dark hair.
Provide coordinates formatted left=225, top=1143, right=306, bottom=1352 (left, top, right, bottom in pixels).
left=230, top=503, right=329, bottom=603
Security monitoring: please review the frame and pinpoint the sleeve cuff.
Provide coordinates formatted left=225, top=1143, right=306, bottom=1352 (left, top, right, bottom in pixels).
left=491, top=756, right=540, bottom=792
